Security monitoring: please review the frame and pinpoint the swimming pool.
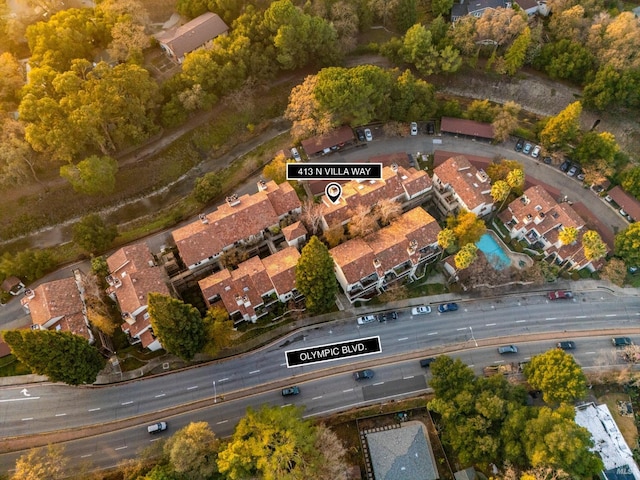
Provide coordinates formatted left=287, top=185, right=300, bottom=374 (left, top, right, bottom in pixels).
left=476, top=233, right=511, bottom=270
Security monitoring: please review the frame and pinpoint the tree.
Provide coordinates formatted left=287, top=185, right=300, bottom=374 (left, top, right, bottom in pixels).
left=0, top=52, right=23, bottom=108
left=369, top=0, right=401, bottom=27
left=523, top=348, right=587, bottom=404
left=615, top=223, right=640, bottom=267
left=0, top=118, right=41, bottom=188
left=323, top=225, right=346, bottom=248
left=573, top=131, right=619, bottom=167
left=2, top=330, right=105, bottom=385
left=582, top=230, right=607, bottom=263
left=60, top=155, right=119, bottom=195
left=428, top=356, right=475, bottom=401
left=263, top=153, right=289, bottom=185
left=284, top=74, right=334, bottom=141
left=447, top=210, right=486, bottom=246
left=295, top=236, right=338, bottom=314
left=486, top=159, right=524, bottom=184
left=193, top=172, right=222, bottom=204
left=217, top=405, right=320, bottom=480
left=164, top=422, right=219, bottom=480
left=558, top=226, right=578, bottom=246
left=503, top=26, right=530, bottom=75
left=455, top=243, right=478, bottom=271
left=437, top=228, right=457, bottom=256
left=539, top=102, right=582, bottom=151
left=202, top=306, right=235, bottom=356
left=348, top=204, right=380, bottom=238
left=622, top=166, right=640, bottom=199
left=389, top=70, right=437, bottom=122
left=12, top=445, right=68, bottom=480
left=0, top=249, right=56, bottom=284
left=523, top=405, right=603, bottom=478
left=466, top=99, right=496, bottom=123
left=395, top=0, right=417, bottom=34
left=600, top=258, right=627, bottom=286
left=72, top=214, right=118, bottom=254
left=582, top=158, right=614, bottom=187
left=534, top=40, right=595, bottom=85
left=86, top=295, right=118, bottom=336
left=475, top=7, right=527, bottom=47
left=107, top=21, right=150, bottom=64
left=583, top=65, right=640, bottom=111
left=148, top=293, right=206, bottom=360
left=330, top=1, right=359, bottom=53
left=374, top=198, right=402, bottom=226
left=506, top=168, right=525, bottom=193
left=491, top=180, right=511, bottom=209
left=431, top=0, right=454, bottom=17
left=492, top=102, right=521, bottom=143
left=548, top=5, right=587, bottom=42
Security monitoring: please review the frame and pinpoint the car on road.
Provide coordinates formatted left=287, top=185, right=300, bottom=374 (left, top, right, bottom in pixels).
left=147, top=422, right=168, bottom=434
left=420, top=357, right=437, bottom=368
left=426, top=121, right=435, bottom=135
left=560, top=160, right=571, bottom=172
left=531, top=145, right=541, bottom=158
left=557, top=341, right=576, bottom=350
left=515, top=138, right=524, bottom=152
left=353, top=369, right=375, bottom=380
left=291, top=148, right=301, bottom=162
left=410, top=122, right=418, bottom=135
left=543, top=156, right=553, bottom=165
left=612, top=337, right=633, bottom=347
left=356, top=129, right=365, bottom=142
left=547, top=290, right=573, bottom=300
left=567, top=165, right=578, bottom=177
left=364, top=128, right=373, bottom=141
left=357, top=315, right=377, bottom=325
left=411, top=305, right=431, bottom=315
left=498, top=345, right=518, bottom=354
left=282, top=386, right=300, bottom=396
left=438, top=303, right=459, bottom=313
left=380, top=311, right=398, bottom=322
left=523, top=142, right=532, bottom=155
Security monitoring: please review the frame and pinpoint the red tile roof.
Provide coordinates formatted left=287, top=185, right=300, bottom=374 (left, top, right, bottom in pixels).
left=440, top=117, right=494, bottom=140
left=608, top=186, right=640, bottom=222
left=155, top=12, right=228, bottom=60
left=282, top=221, right=307, bottom=242
left=263, top=247, right=300, bottom=297
left=433, top=155, right=493, bottom=211
left=330, top=238, right=376, bottom=285
left=300, top=126, right=355, bottom=156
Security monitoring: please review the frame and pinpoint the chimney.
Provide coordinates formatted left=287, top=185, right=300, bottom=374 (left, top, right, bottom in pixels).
left=257, top=180, right=268, bottom=191
left=391, top=163, right=399, bottom=173
left=226, top=194, right=240, bottom=207
left=407, top=239, right=418, bottom=255
left=24, top=288, right=35, bottom=300
left=199, top=213, right=209, bottom=224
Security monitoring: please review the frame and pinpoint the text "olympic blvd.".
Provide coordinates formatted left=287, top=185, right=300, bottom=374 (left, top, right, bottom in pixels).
left=285, top=336, right=382, bottom=367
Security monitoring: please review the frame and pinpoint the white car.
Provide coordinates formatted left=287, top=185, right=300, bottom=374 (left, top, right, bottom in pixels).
left=357, top=315, right=377, bottom=325
left=411, top=305, right=431, bottom=315
left=291, top=148, right=301, bottom=162
left=364, top=128, right=373, bottom=141
left=410, top=122, right=418, bottom=136
left=531, top=145, right=541, bottom=158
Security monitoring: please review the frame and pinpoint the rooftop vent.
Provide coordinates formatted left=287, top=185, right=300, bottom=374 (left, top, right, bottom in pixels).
left=199, top=213, right=208, bottom=224
left=391, top=163, right=399, bottom=172
left=226, top=194, right=240, bottom=207
left=257, top=180, right=268, bottom=191
left=476, top=169, right=489, bottom=182
left=373, top=258, right=381, bottom=269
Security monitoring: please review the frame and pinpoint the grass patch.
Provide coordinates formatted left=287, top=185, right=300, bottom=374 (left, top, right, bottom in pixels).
left=120, top=356, right=145, bottom=372
left=407, top=282, right=447, bottom=297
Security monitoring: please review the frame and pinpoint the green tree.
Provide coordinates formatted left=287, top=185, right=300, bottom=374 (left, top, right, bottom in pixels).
left=615, top=223, right=640, bottom=267
left=72, top=214, right=118, bottom=254
left=431, top=0, right=454, bottom=16
left=447, top=210, right=486, bottom=246
left=428, top=356, right=475, bottom=401
left=454, top=243, right=478, bottom=271
left=295, top=236, right=338, bottom=314
left=523, top=349, right=587, bottom=404
left=583, top=65, right=640, bottom=111
left=622, top=166, right=640, bottom=199
left=193, top=172, right=222, bottom=204
left=573, top=131, right=619, bottom=167
left=534, top=40, right=595, bottom=85
left=539, top=101, right=582, bottom=151
left=504, top=26, right=530, bottom=75
left=148, top=293, right=206, bottom=360
left=60, top=155, right=119, bottom=195
left=217, top=405, right=319, bottom=480
left=164, top=422, right=219, bottom=480
left=202, top=306, right=235, bottom=356
left=0, top=249, right=56, bottom=284
left=12, top=445, right=68, bottom=480
left=389, top=70, right=437, bottom=122
left=486, top=159, right=523, bottom=184
left=466, top=99, right=496, bottom=123
left=2, top=330, right=105, bottom=385
left=401, top=24, right=440, bottom=76
left=394, top=0, right=417, bottom=34
left=523, top=405, right=603, bottom=478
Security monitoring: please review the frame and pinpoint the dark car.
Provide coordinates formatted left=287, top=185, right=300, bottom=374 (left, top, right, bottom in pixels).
left=353, top=369, right=375, bottom=380
left=560, top=160, right=571, bottom=172
left=557, top=341, right=576, bottom=350
left=515, top=138, right=524, bottom=152
left=420, top=357, right=436, bottom=368
left=282, top=386, right=300, bottom=396
left=380, top=311, right=398, bottom=322
left=498, top=345, right=518, bottom=354
left=438, top=303, right=459, bottom=313
left=426, top=121, right=435, bottom=135
left=612, top=337, right=633, bottom=347
left=356, top=129, right=365, bottom=142
left=547, top=290, right=573, bottom=300
left=543, top=156, right=553, bottom=165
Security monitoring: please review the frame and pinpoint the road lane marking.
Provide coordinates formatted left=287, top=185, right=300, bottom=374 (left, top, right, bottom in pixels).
left=373, top=382, right=384, bottom=386
left=280, top=363, right=287, bottom=366
left=404, top=376, right=414, bottom=380
left=88, top=408, right=100, bottom=412
left=281, top=404, right=291, bottom=408
left=187, top=386, right=198, bottom=390
left=456, top=328, right=466, bottom=331
left=0, top=397, right=41, bottom=403
left=575, top=316, right=587, bottom=319
left=114, top=446, right=128, bottom=451
left=516, top=320, right=526, bottom=323
left=121, top=401, right=133, bottom=406
left=605, top=314, right=617, bottom=317
left=343, top=388, right=353, bottom=393
left=486, top=323, right=496, bottom=326
left=55, top=413, right=67, bottom=417
left=427, top=332, right=438, bottom=335
left=495, top=360, right=505, bottom=364
left=312, top=396, right=323, bottom=400
left=249, top=370, right=260, bottom=374
left=585, top=351, right=596, bottom=354
left=545, top=317, right=556, bottom=321
left=219, top=378, right=229, bottom=382
left=216, top=420, right=228, bottom=424
left=21, top=418, right=33, bottom=421
left=81, top=454, right=92, bottom=458
left=155, top=393, right=166, bottom=398
left=398, top=337, right=408, bottom=341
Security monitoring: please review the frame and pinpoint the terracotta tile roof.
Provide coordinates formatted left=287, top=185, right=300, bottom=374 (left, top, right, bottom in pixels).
left=440, top=117, right=494, bottom=139
left=138, top=329, right=157, bottom=349
left=330, top=238, right=376, bottom=285
left=23, top=278, right=91, bottom=340
left=173, top=182, right=301, bottom=267
left=434, top=150, right=493, bottom=169
left=433, top=155, right=493, bottom=211
left=155, top=12, right=228, bottom=60
left=263, top=247, right=300, bottom=297
left=107, top=243, right=170, bottom=315
left=398, top=166, right=432, bottom=198
left=608, top=186, right=640, bottom=222
left=282, top=221, right=307, bottom=242
left=300, top=125, right=355, bottom=156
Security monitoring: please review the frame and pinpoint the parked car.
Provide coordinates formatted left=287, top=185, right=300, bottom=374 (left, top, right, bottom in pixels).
left=410, top=122, right=418, bottom=135
left=605, top=194, right=613, bottom=202
left=411, top=305, right=431, bottom=315
left=567, top=165, right=578, bottom=177
left=438, top=303, right=459, bottom=313
left=543, top=156, right=553, bottom=165
left=380, top=311, right=398, bottom=322
left=426, top=121, right=435, bottom=135
left=620, top=208, right=628, bottom=217
left=591, top=184, right=604, bottom=194
left=420, top=357, right=437, bottom=368
left=531, top=145, right=541, bottom=158
left=364, top=128, right=373, bottom=141
left=547, top=290, right=573, bottom=300
left=147, top=422, right=168, bottom=434
left=356, top=129, right=365, bottom=142
left=523, top=143, right=532, bottom=155
left=357, top=315, right=377, bottom=325
left=515, top=138, right=524, bottom=152
left=612, top=337, right=633, bottom=347
left=498, top=345, right=518, bottom=354
left=282, top=386, right=300, bottom=396
left=353, top=369, right=375, bottom=380
left=577, top=173, right=585, bottom=181
left=557, top=341, right=576, bottom=350
left=560, top=160, right=571, bottom=172
left=291, top=148, right=301, bottom=162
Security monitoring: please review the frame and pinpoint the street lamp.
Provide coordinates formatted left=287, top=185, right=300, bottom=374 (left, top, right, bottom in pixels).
left=469, top=327, right=478, bottom=347
left=213, top=380, right=217, bottom=403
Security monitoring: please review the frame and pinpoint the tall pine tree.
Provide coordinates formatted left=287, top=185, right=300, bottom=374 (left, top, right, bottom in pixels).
left=295, top=236, right=338, bottom=314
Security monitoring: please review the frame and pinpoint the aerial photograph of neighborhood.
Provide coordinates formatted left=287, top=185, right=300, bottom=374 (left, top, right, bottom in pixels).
left=2, top=0, right=640, bottom=478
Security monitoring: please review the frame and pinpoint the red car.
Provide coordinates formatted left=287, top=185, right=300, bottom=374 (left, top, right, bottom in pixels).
left=547, top=290, right=573, bottom=300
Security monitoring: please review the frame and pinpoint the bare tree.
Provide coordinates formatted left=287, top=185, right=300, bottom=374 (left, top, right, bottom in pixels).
left=314, top=424, right=349, bottom=480
left=375, top=198, right=402, bottom=226
left=348, top=204, right=380, bottom=238
left=301, top=198, right=324, bottom=236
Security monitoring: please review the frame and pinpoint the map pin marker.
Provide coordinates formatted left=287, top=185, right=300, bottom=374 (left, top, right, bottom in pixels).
left=325, top=182, right=342, bottom=205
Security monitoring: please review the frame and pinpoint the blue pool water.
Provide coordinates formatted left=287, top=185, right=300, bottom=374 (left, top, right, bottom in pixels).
left=476, top=233, right=511, bottom=270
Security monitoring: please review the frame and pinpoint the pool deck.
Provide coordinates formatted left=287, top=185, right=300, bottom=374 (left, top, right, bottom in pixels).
left=485, top=230, right=533, bottom=270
